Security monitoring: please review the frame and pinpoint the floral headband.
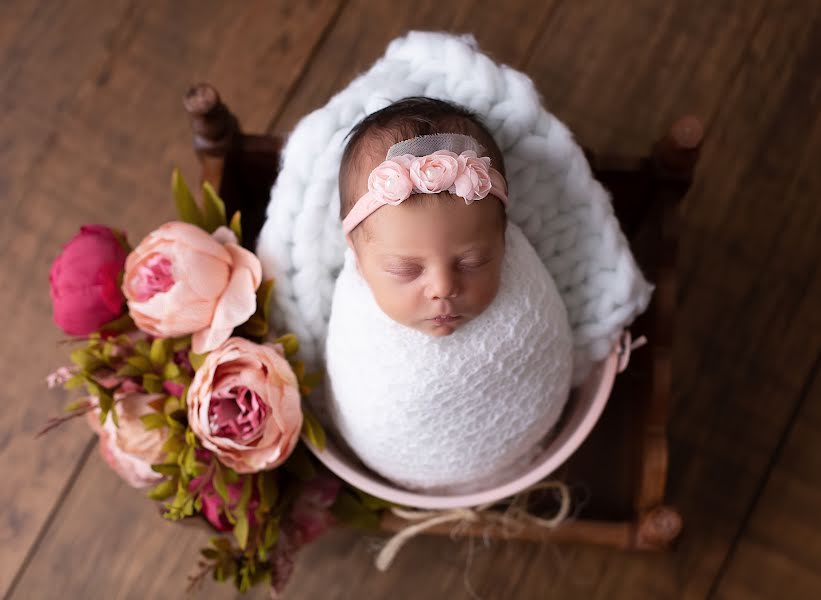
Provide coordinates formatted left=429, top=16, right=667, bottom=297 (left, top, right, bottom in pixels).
left=342, top=133, right=508, bottom=239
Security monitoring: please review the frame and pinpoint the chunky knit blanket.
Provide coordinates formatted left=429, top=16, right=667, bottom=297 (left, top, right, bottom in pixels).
left=325, top=223, right=573, bottom=491
left=256, top=30, right=652, bottom=384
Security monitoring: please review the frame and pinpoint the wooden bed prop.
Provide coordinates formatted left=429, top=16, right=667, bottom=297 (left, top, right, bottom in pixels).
left=183, top=82, right=701, bottom=551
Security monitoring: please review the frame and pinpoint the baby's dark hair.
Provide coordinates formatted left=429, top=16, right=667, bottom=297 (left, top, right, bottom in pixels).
left=338, top=97, right=506, bottom=234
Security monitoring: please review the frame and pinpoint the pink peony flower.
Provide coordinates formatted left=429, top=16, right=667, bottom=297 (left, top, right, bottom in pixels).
left=49, top=225, right=128, bottom=336
left=409, top=151, right=459, bottom=193
left=87, top=392, right=167, bottom=488
left=187, top=338, right=303, bottom=474
left=368, top=158, right=414, bottom=205
left=190, top=472, right=260, bottom=532
left=451, top=151, right=493, bottom=203
left=122, top=222, right=261, bottom=354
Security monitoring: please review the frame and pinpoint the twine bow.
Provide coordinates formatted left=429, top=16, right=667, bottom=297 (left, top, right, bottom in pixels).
left=375, top=480, right=571, bottom=571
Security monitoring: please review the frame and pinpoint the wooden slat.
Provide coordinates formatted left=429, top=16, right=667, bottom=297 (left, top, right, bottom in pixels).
left=3, top=1, right=342, bottom=598
left=0, top=1, right=139, bottom=594
left=269, top=0, right=560, bottom=134
left=713, top=355, right=821, bottom=599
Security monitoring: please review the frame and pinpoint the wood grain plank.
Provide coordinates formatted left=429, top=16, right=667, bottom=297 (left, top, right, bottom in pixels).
left=523, top=0, right=768, bottom=154
left=2, top=1, right=342, bottom=598
left=0, top=1, right=143, bottom=594
left=270, top=0, right=559, bottom=134
left=712, top=330, right=821, bottom=598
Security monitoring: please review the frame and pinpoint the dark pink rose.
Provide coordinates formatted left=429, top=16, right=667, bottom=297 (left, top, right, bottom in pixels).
left=289, top=475, right=341, bottom=545
left=190, top=473, right=260, bottom=532
left=49, top=225, right=128, bottom=336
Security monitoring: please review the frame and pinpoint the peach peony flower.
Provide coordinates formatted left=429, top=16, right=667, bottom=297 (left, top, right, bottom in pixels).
left=409, top=150, right=459, bottom=193
left=122, top=222, right=261, bottom=354
left=368, top=158, right=414, bottom=205
left=451, top=151, right=493, bottom=203
left=87, top=392, right=167, bottom=488
left=187, top=337, right=302, bottom=474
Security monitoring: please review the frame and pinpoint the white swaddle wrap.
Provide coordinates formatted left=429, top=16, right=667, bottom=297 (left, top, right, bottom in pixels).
left=325, top=223, right=573, bottom=492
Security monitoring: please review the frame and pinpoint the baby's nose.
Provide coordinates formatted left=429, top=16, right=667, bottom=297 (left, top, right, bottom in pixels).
left=427, top=269, right=459, bottom=300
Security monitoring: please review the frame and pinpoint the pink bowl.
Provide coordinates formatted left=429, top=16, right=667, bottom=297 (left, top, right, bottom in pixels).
left=303, top=343, right=620, bottom=510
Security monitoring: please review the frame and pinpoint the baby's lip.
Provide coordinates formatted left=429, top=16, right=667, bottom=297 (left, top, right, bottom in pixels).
left=430, top=314, right=461, bottom=321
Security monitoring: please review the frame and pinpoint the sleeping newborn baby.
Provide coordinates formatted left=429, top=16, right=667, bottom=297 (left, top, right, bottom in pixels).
left=325, top=98, right=573, bottom=493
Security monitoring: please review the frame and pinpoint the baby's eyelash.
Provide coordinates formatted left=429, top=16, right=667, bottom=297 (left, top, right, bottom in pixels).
left=387, top=267, right=422, bottom=277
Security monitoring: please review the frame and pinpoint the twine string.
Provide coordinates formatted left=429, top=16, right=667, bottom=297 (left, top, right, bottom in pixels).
left=375, top=480, right=570, bottom=571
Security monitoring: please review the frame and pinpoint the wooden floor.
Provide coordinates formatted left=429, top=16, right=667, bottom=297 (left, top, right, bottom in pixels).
left=2, top=1, right=820, bottom=598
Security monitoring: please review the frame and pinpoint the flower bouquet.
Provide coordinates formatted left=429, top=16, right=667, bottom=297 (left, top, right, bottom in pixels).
left=42, top=172, right=388, bottom=596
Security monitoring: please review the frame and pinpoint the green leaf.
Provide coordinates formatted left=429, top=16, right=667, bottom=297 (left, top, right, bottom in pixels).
left=256, top=279, right=275, bottom=324
left=64, top=374, right=87, bottom=390
left=134, top=339, right=151, bottom=357
left=127, top=355, right=152, bottom=373
left=97, top=391, right=114, bottom=417
left=162, top=434, right=185, bottom=456
left=263, top=518, right=280, bottom=550
left=229, top=211, right=243, bottom=245
left=116, top=364, right=142, bottom=378
left=355, top=489, right=395, bottom=512
left=142, top=373, right=163, bottom=394
left=99, top=313, right=135, bottom=334
left=170, top=336, right=192, bottom=353
left=301, top=409, right=326, bottom=451
left=330, top=490, right=381, bottom=530
left=233, top=514, right=249, bottom=550
left=257, top=471, right=278, bottom=511
left=213, top=464, right=230, bottom=504
left=200, top=548, right=220, bottom=560
left=223, top=467, right=240, bottom=485
left=172, top=168, right=204, bottom=227
left=147, top=479, right=176, bottom=500
left=70, top=348, right=100, bottom=371
left=239, top=315, right=268, bottom=338
left=235, top=476, right=253, bottom=516
left=151, top=463, right=181, bottom=477
left=149, top=338, right=168, bottom=368
left=163, top=396, right=181, bottom=416
left=211, top=536, right=233, bottom=552
left=189, top=351, right=207, bottom=371
left=273, top=333, right=299, bottom=357
left=202, top=181, right=227, bottom=233
left=140, top=412, right=167, bottom=430
left=162, top=362, right=181, bottom=380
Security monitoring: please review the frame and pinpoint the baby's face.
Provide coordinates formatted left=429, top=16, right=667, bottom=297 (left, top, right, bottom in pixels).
left=354, top=194, right=505, bottom=336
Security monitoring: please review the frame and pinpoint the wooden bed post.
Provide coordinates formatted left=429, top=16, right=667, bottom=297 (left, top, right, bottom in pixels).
left=184, top=82, right=281, bottom=250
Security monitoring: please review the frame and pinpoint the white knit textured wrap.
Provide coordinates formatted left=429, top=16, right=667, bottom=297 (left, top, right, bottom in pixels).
left=256, top=31, right=652, bottom=383
left=325, top=223, right=573, bottom=491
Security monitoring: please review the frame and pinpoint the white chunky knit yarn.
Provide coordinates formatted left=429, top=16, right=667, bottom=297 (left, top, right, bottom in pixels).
left=256, top=31, right=652, bottom=384
left=325, top=223, right=573, bottom=492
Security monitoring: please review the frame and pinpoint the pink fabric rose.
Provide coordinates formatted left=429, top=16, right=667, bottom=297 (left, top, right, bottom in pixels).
left=451, top=151, right=493, bottom=203
left=87, top=392, right=167, bottom=488
left=409, top=150, right=459, bottom=193
left=122, top=222, right=261, bottom=354
left=368, top=158, right=414, bottom=205
left=190, top=472, right=260, bottom=532
left=49, top=225, right=128, bottom=336
left=187, top=337, right=302, bottom=474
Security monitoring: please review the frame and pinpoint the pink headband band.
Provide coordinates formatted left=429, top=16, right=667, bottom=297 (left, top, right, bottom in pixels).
left=342, top=133, right=508, bottom=240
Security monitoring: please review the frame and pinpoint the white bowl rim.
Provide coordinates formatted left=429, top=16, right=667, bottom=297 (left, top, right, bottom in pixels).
left=303, top=341, right=619, bottom=510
